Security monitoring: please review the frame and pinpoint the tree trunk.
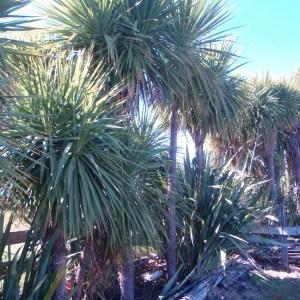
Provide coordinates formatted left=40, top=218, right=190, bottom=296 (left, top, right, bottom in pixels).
left=293, top=126, right=300, bottom=213
left=166, top=101, right=179, bottom=279
left=190, top=127, right=205, bottom=268
left=118, top=251, right=135, bottom=300
left=294, top=141, right=300, bottom=186
left=194, top=127, right=204, bottom=187
left=74, top=239, right=92, bottom=300
left=265, top=131, right=289, bottom=271
left=265, top=131, right=277, bottom=204
left=53, top=231, right=67, bottom=300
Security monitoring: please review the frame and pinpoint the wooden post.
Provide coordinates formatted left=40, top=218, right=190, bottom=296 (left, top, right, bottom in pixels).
left=278, top=204, right=289, bottom=272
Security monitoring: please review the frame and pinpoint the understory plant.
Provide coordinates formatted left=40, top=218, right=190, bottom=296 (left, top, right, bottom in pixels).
left=176, top=152, right=265, bottom=279
left=0, top=211, right=61, bottom=300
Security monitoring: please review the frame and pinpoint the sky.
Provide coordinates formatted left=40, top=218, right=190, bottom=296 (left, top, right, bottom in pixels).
left=227, top=0, right=300, bottom=78
left=20, top=0, right=300, bottom=78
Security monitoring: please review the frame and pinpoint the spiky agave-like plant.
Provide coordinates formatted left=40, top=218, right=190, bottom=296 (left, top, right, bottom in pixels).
left=176, top=153, right=263, bottom=278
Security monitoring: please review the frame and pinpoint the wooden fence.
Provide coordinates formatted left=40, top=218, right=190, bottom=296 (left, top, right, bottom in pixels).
left=5, top=226, right=300, bottom=272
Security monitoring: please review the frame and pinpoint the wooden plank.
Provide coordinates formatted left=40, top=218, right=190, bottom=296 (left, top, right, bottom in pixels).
left=250, top=226, right=300, bottom=237
left=7, top=230, right=28, bottom=245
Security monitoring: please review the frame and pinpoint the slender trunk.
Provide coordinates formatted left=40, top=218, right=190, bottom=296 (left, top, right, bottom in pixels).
left=191, top=127, right=204, bottom=268
left=266, top=151, right=276, bottom=203
left=118, top=251, right=135, bottom=300
left=286, top=150, right=295, bottom=184
left=293, top=126, right=300, bottom=213
left=265, top=131, right=289, bottom=271
left=295, top=146, right=300, bottom=189
left=74, top=239, right=92, bottom=300
left=53, top=231, right=67, bottom=300
left=166, top=102, right=179, bottom=279
left=194, top=127, right=204, bottom=188
left=116, top=85, right=137, bottom=300
left=265, top=131, right=277, bottom=204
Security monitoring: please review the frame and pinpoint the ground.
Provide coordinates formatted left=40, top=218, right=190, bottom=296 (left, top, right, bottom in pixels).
left=4, top=215, right=300, bottom=299
left=208, top=263, right=300, bottom=300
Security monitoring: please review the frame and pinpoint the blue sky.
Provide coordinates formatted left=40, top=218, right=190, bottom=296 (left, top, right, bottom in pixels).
left=228, top=0, right=300, bottom=77
left=21, top=0, right=300, bottom=77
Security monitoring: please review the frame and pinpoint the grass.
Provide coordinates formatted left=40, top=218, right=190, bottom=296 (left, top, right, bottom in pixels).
left=251, top=273, right=300, bottom=300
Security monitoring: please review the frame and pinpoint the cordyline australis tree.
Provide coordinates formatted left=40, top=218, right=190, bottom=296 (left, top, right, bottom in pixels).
left=41, top=0, right=181, bottom=282
left=2, top=49, right=169, bottom=300
left=243, top=78, right=299, bottom=205
left=2, top=50, right=126, bottom=298
left=182, top=42, right=245, bottom=185
left=113, top=115, right=168, bottom=299
left=41, top=0, right=235, bottom=281
left=287, top=72, right=300, bottom=212
left=177, top=44, right=246, bottom=257
left=225, top=77, right=299, bottom=272
left=2, top=49, right=134, bottom=299
left=147, top=0, right=235, bottom=278
left=245, top=78, right=300, bottom=271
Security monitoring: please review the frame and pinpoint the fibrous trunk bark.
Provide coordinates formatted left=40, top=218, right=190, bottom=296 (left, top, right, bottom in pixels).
left=118, top=251, right=135, bottom=300
left=74, top=239, right=92, bottom=300
left=53, top=231, right=67, bottom=300
left=265, top=131, right=289, bottom=271
left=166, top=101, right=179, bottom=279
left=293, top=125, right=300, bottom=213
left=295, top=148, right=300, bottom=191
left=191, top=127, right=204, bottom=268
left=194, top=127, right=204, bottom=188
left=265, top=131, right=277, bottom=204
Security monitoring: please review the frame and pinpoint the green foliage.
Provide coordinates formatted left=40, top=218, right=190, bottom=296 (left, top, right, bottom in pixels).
left=0, top=212, right=12, bottom=271
left=2, top=48, right=170, bottom=257
left=176, top=153, right=264, bottom=279
left=0, top=211, right=61, bottom=300
left=242, top=77, right=300, bottom=144
left=43, top=0, right=235, bottom=116
left=0, top=0, right=33, bottom=32
left=2, top=49, right=129, bottom=240
left=1, top=1, right=300, bottom=299
left=0, top=0, right=37, bottom=67
left=183, top=42, right=247, bottom=138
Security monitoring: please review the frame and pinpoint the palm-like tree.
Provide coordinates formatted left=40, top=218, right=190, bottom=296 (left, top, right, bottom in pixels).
left=287, top=73, right=300, bottom=211
left=183, top=43, right=245, bottom=183
left=113, top=115, right=168, bottom=299
left=3, top=49, right=169, bottom=299
left=3, top=49, right=132, bottom=298
left=154, top=1, right=234, bottom=277
left=244, top=78, right=299, bottom=204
